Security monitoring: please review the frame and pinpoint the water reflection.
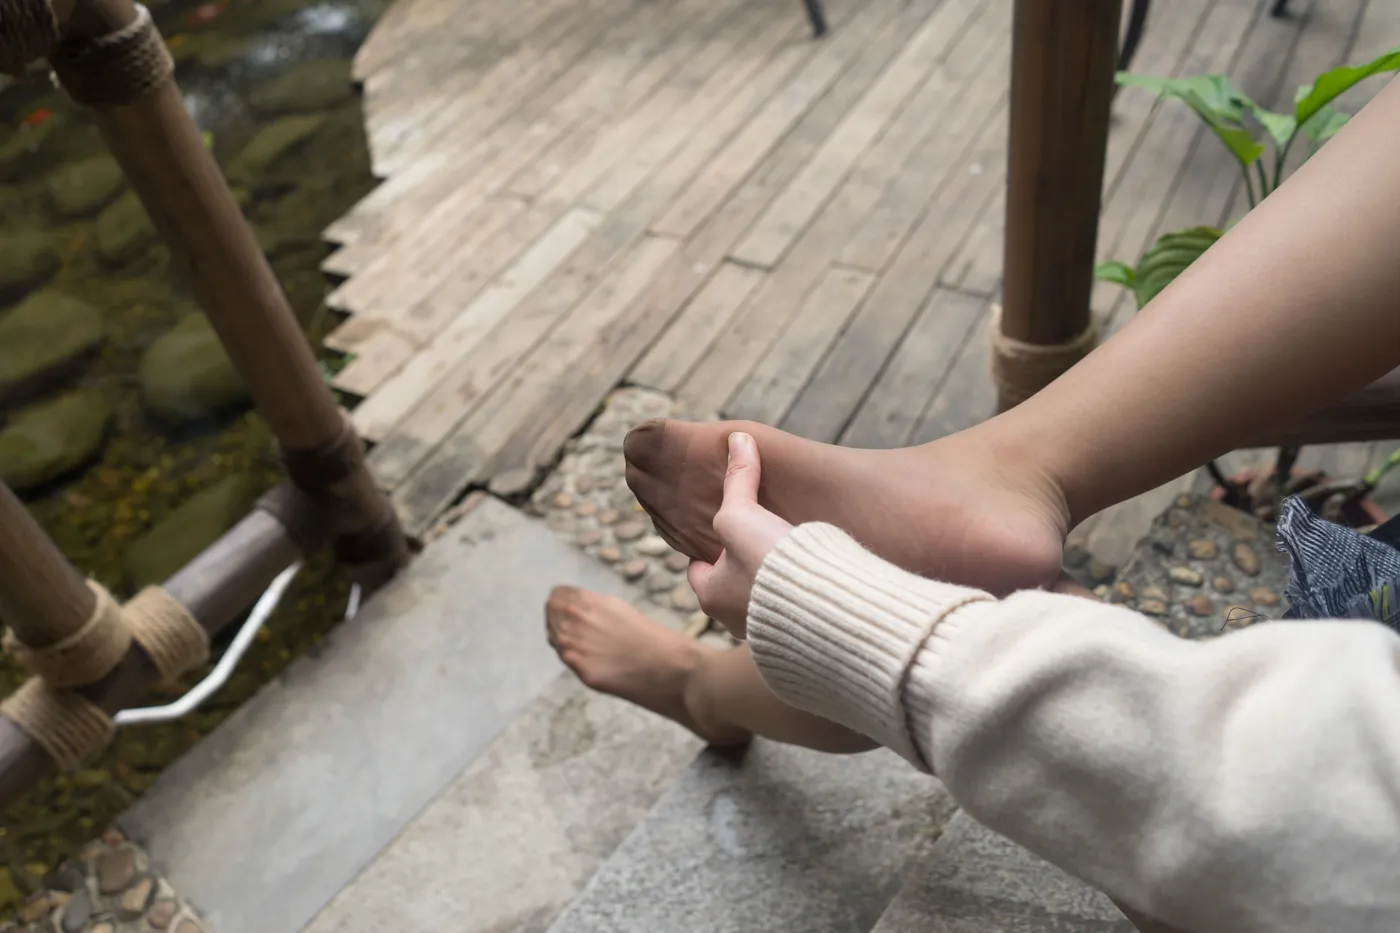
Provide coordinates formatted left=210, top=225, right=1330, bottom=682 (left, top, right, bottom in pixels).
left=0, top=0, right=386, bottom=902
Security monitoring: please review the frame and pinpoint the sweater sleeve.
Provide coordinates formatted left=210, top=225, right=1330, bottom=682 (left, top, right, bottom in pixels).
left=747, top=522, right=1400, bottom=933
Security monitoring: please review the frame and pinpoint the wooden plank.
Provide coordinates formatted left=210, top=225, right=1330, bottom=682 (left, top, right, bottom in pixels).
left=936, top=186, right=1002, bottom=298
left=728, top=0, right=986, bottom=268
left=377, top=234, right=682, bottom=521
left=668, top=0, right=1007, bottom=415
left=838, top=288, right=987, bottom=448
left=775, top=107, right=1006, bottom=442
left=628, top=261, right=765, bottom=396
left=323, top=0, right=722, bottom=311
left=907, top=310, right=996, bottom=443
left=648, top=0, right=920, bottom=240
left=724, top=266, right=877, bottom=425
left=1089, top=0, right=1265, bottom=322
left=324, top=0, right=621, bottom=246
left=324, top=195, right=529, bottom=352
left=351, top=208, right=604, bottom=441
left=330, top=0, right=801, bottom=396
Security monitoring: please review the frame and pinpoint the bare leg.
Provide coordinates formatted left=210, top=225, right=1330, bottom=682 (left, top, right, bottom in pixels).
left=546, top=586, right=877, bottom=754
left=624, top=418, right=1068, bottom=596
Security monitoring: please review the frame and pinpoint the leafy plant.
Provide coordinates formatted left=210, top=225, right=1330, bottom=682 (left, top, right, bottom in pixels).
left=1095, top=47, right=1400, bottom=523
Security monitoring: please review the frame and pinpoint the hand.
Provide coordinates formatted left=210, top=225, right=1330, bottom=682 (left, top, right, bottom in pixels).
left=687, top=432, right=793, bottom=638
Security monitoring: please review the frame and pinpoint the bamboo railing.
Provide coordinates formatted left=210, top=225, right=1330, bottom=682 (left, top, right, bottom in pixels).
left=0, top=0, right=410, bottom=809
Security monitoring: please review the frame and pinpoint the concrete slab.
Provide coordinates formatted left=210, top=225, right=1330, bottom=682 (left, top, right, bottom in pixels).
left=870, top=812, right=1134, bottom=932
left=120, top=498, right=657, bottom=933
left=547, top=742, right=958, bottom=933
left=303, top=673, right=703, bottom=933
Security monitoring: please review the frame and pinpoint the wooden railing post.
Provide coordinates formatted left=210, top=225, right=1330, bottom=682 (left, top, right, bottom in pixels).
left=0, top=482, right=96, bottom=653
left=994, top=0, right=1122, bottom=411
left=43, top=0, right=411, bottom=588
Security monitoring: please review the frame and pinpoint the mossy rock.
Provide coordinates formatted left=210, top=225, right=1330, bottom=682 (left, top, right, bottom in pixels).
left=228, top=115, right=325, bottom=182
left=48, top=156, right=127, bottom=218
left=249, top=58, right=353, bottom=116
left=0, top=291, right=104, bottom=404
left=97, top=192, right=159, bottom=266
left=124, top=475, right=262, bottom=589
left=0, top=390, right=112, bottom=491
left=0, top=234, right=60, bottom=303
left=138, top=314, right=250, bottom=425
left=0, top=120, right=57, bottom=182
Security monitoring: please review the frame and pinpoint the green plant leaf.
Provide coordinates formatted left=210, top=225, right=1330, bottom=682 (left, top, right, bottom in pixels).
left=1094, top=260, right=1136, bottom=288
left=1132, top=226, right=1223, bottom=309
left=1294, top=46, right=1400, bottom=126
left=1116, top=73, right=1265, bottom=166
left=1301, top=105, right=1350, bottom=145
left=1252, top=107, right=1296, bottom=152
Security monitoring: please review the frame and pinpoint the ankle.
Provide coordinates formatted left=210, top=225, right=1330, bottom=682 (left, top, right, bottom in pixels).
left=933, top=421, right=1074, bottom=543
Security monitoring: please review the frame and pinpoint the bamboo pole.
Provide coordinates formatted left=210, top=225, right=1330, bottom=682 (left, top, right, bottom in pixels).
left=0, top=498, right=308, bottom=807
left=995, top=0, right=1122, bottom=410
left=47, top=0, right=410, bottom=588
left=0, top=483, right=96, bottom=650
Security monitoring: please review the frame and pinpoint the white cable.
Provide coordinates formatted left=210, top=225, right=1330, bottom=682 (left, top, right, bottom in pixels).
left=114, top=563, right=303, bottom=726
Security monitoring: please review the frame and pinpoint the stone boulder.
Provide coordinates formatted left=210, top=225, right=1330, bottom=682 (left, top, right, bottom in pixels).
left=48, top=156, right=126, bottom=218
left=0, top=291, right=104, bottom=404
left=97, top=192, right=159, bottom=266
left=0, top=234, right=60, bottom=303
left=0, top=390, right=112, bottom=491
left=228, top=115, right=325, bottom=182
left=138, top=314, right=249, bottom=425
left=124, top=475, right=261, bottom=589
left=249, top=58, right=352, bottom=116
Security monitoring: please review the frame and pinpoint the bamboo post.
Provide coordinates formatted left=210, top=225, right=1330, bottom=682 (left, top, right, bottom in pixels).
left=0, top=484, right=96, bottom=652
left=0, top=485, right=316, bottom=807
left=993, top=0, right=1122, bottom=411
left=42, top=0, right=410, bottom=588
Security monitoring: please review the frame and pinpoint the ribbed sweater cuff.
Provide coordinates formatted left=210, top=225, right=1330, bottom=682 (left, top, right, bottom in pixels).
left=747, top=523, right=993, bottom=771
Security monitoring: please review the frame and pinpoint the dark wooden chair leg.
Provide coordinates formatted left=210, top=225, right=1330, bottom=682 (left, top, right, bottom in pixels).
left=802, top=0, right=828, bottom=38
left=1117, top=0, right=1151, bottom=74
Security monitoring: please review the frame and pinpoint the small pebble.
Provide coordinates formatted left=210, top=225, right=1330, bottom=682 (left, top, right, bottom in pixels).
left=1087, top=559, right=1115, bottom=584
left=1233, top=542, right=1261, bottom=576
left=598, top=509, right=620, bottom=526
left=615, top=521, right=647, bottom=542
left=175, top=919, right=204, bottom=933
left=91, top=924, right=114, bottom=933
left=635, top=535, right=670, bottom=557
left=552, top=492, right=574, bottom=510
left=1212, top=575, right=1235, bottom=594
left=646, top=571, right=673, bottom=594
left=1248, top=587, right=1280, bottom=607
left=146, top=900, right=178, bottom=930
left=621, top=560, right=647, bottom=581
left=574, top=501, right=598, bottom=518
left=101, top=827, right=126, bottom=846
left=60, top=892, right=93, bottom=933
left=1168, top=566, right=1203, bottom=587
left=1141, top=585, right=1168, bottom=603
left=664, top=552, right=689, bottom=573
left=1175, top=494, right=1194, bottom=509
left=1137, top=599, right=1168, bottom=617
left=97, top=847, right=136, bottom=894
left=576, top=529, right=602, bottom=548
left=1110, top=581, right=1135, bottom=603
left=598, top=545, right=622, bottom=564
left=1187, top=538, right=1218, bottom=560
left=1185, top=594, right=1215, bottom=617
left=575, top=476, right=594, bottom=494
left=669, top=585, right=700, bottom=613
left=18, top=894, right=52, bottom=923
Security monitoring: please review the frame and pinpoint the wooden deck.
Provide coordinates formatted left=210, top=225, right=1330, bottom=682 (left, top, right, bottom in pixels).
left=321, top=0, right=1396, bottom=538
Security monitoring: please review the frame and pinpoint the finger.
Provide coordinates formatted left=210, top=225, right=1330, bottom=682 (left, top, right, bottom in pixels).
left=687, top=558, right=717, bottom=605
left=721, top=432, right=762, bottom=508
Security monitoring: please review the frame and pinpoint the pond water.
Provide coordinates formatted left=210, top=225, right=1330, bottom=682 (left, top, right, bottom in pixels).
left=0, top=0, right=387, bottom=908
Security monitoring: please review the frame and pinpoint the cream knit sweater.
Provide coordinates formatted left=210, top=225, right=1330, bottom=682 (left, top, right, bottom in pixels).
left=747, top=523, right=1400, bottom=933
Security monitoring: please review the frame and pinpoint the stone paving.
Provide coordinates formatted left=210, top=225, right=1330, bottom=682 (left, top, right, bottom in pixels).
left=527, top=387, right=715, bottom=637
left=4, top=829, right=203, bottom=933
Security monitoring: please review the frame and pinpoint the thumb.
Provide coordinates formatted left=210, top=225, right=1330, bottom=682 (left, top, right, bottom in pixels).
left=722, top=432, right=762, bottom=508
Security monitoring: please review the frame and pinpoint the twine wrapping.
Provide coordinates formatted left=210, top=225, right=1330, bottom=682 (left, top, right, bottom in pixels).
left=2, top=581, right=131, bottom=689
left=989, top=303, right=1099, bottom=407
left=0, top=0, right=59, bottom=77
left=126, top=586, right=209, bottom=684
left=49, top=3, right=172, bottom=105
left=0, top=680, right=113, bottom=772
left=0, top=582, right=207, bottom=770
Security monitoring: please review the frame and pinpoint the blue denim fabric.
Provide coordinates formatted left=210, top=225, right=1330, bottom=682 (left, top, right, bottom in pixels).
left=1276, top=496, right=1400, bottom=631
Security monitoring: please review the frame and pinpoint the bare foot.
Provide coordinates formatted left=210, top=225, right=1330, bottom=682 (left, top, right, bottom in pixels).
left=624, top=419, right=1069, bottom=596
left=546, top=586, right=751, bottom=746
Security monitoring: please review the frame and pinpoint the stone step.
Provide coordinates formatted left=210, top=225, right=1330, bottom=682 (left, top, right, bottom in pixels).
left=118, top=497, right=679, bottom=933
left=546, top=742, right=958, bottom=933
left=869, top=812, right=1134, bottom=933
